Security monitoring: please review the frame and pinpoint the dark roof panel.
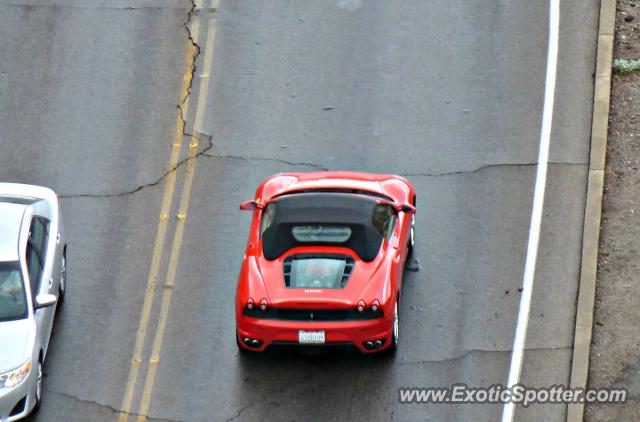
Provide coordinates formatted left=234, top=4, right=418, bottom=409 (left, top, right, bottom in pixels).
left=261, top=193, right=394, bottom=261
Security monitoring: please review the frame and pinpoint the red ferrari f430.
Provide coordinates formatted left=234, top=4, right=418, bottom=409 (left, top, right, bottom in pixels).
left=235, top=172, right=416, bottom=354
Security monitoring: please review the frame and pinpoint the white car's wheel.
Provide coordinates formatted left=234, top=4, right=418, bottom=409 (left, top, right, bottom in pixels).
left=33, top=359, right=43, bottom=413
left=59, top=250, right=67, bottom=301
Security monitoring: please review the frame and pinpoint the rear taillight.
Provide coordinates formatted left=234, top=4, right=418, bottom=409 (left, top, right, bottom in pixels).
left=259, top=298, right=269, bottom=311
left=245, top=297, right=255, bottom=310
left=370, top=300, right=380, bottom=312
left=356, top=300, right=366, bottom=313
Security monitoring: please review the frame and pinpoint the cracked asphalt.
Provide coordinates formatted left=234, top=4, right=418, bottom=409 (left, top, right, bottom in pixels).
left=0, top=0, right=600, bottom=421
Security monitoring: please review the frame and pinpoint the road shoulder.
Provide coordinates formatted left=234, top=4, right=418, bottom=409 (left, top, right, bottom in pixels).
left=567, top=0, right=617, bottom=420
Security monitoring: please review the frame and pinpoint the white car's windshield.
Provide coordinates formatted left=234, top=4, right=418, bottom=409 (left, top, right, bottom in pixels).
left=0, top=262, right=27, bottom=321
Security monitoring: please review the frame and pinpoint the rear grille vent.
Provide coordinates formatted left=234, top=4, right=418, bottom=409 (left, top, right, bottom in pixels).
left=341, top=260, right=355, bottom=287
left=283, top=259, right=293, bottom=286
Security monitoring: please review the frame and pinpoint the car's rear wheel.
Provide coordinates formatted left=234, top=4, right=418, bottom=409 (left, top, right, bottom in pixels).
left=407, top=196, right=416, bottom=256
left=58, top=248, right=67, bottom=302
left=384, top=299, right=399, bottom=355
left=408, top=215, right=415, bottom=252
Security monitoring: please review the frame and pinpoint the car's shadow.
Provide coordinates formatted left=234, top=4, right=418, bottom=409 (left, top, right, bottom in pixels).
left=233, top=343, right=398, bottom=413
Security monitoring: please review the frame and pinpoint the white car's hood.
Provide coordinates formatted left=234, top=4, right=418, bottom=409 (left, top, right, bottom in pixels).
left=0, top=319, right=33, bottom=373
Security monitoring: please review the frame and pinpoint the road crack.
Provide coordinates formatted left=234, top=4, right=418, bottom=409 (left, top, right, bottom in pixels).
left=46, top=389, right=183, bottom=422
left=60, top=157, right=588, bottom=198
left=178, top=0, right=202, bottom=137
left=61, top=158, right=587, bottom=198
left=201, top=152, right=329, bottom=171
left=60, top=134, right=213, bottom=199
left=400, top=161, right=587, bottom=178
left=60, top=0, right=207, bottom=200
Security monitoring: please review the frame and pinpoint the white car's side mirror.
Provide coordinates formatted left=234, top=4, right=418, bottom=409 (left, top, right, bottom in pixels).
left=35, top=294, right=58, bottom=309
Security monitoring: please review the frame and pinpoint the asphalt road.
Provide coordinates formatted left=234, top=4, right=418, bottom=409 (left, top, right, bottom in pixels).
left=0, top=0, right=600, bottom=421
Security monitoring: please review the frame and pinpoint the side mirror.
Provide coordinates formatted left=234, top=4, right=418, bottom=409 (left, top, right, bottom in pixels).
left=400, top=204, right=416, bottom=214
left=35, top=294, right=57, bottom=309
left=239, top=200, right=263, bottom=211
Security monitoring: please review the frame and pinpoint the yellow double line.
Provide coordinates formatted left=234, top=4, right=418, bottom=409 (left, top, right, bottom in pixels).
left=118, top=1, right=219, bottom=420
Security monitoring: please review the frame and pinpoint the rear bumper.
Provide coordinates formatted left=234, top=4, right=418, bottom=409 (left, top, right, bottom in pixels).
left=237, top=314, right=393, bottom=353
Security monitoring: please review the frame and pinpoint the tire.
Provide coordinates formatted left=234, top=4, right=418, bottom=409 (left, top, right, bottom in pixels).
left=384, top=299, right=400, bottom=355
left=407, top=214, right=415, bottom=257
left=407, top=196, right=416, bottom=257
left=32, top=358, right=44, bottom=414
left=58, top=248, right=67, bottom=303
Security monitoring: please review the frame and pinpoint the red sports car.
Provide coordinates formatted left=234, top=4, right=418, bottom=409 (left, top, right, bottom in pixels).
left=235, top=171, right=416, bottom=354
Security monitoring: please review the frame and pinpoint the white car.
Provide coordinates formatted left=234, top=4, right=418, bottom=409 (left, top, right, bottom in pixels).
left=0, top=183, right=66, bottom=421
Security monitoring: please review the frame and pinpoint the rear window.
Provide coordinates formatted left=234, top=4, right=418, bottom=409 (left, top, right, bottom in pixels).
left=260, top=192, right=397, bottom=262
left=284, top=254, right=356, bottom=289
left=0, top=262, right=27, bottom=321
left=288, top=258, right=343, bottom=288
left=291, top=226, right=352, bottom=243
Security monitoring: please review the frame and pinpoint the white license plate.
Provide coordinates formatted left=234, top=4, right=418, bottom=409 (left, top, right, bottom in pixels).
left=298, top=330, right=325, bottom=344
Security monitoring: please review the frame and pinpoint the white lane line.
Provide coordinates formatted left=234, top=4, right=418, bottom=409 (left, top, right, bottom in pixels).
left=501, top=0, right=560, bottom=421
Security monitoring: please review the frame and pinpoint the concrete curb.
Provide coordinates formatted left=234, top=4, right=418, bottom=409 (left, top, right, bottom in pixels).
left=566, top=0, right=617, bottom=421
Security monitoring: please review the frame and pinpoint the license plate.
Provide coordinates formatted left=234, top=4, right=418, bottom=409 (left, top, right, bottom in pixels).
left=298, top=330, right=325, bottom=344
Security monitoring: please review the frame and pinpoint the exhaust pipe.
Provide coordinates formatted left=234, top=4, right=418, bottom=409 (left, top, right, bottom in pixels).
left=243, top=337, right=263, bottom=348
